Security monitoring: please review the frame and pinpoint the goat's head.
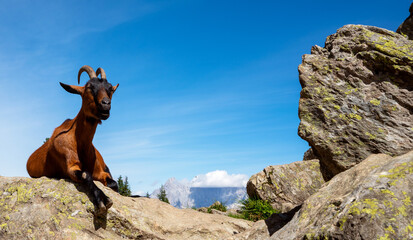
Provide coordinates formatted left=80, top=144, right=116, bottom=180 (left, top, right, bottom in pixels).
left=60, top=65, right=119, bottom=121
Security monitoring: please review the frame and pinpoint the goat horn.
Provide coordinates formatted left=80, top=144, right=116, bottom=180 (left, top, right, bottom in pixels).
left=78, top=65, right=97, bottom=84
left=96, top=67, right=106, bottom=79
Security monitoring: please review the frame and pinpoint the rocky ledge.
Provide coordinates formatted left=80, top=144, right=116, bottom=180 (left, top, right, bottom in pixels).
left=0, top=177, right=252, bottom=240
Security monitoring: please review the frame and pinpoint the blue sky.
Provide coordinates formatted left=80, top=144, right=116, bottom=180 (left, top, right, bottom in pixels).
left=0, top=0, right=409, bottom=194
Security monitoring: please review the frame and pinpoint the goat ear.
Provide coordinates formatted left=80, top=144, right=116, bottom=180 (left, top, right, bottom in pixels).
left=60, top=82, right=84, bottom=95
left=112, top=83, right=119, bottom=93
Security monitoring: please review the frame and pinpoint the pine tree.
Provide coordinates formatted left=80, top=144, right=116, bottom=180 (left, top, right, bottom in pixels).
left=157, top=185, right=169, bottom=204
left=117, top=175, right=131, bottom=196
left=123, top=176, right=132, bottom=196
left=145, top=192, right=150, bottom=198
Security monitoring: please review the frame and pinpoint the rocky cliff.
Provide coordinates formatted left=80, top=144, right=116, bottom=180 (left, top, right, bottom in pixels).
left=0, top=176, right=252, bottom=240
left=298, top=24, right=413, bottom=179
left=244, top=6, right=413, bottom=239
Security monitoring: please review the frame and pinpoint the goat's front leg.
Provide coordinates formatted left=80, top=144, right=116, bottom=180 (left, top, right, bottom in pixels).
left=66, top=161, right=113, bottom=215
left=75, top=170, right=113, bottom=215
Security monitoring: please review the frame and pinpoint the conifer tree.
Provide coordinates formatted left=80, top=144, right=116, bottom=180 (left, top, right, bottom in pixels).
left=117, top=175, right=131, bottom=196
left=157, top=185, right=169, bottom=204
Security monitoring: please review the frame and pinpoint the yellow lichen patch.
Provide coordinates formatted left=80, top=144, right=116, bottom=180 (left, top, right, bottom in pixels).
left=69, top=222, right=85, bottom=230
left=7, top=183, right=35, bottom=203
left=369, top=32, right=413, bottom=60
left=301, top=112, right=314, bottom=123
left=383, top=200, right=393, bottom=209
left=397, top=205, right=407, bottom=217
left=0, top=223, right=7, bottom=229
left=402, top=196, right=411, bottom=207
left=122, top=205, right=130, bottom=215
left=377, top=233, right=391, bottom=240
left=314, top=86, right=329, bottom=96
left=379, top=162, right=413, bottom=186
left=365, top=132, right=376, bottom=140
left=339, top=113, right=349, bottom=121
left=333, top=149, right=344, bottom=155
left=51, top=215, right=61, bottom=226
left=274, top=181, right=280, bottom=191
left=384, top=225, right=395, bottom=234
left=405, top=224, right=413, bottom=235
left=299, top=203, right=313, bottom=223
left=352, top=105, right=359, bottom=112
left=344, top=86, right=358, bottom=95
left=348, top=113, right=362, bottom=120
left=370, top=99, right=381, bottom=106
left=323, top=96, right=335, bottom=102
left=334, top=105, right=340, bottom=110
left=380, top=189, right=396, bottom=197
left=339, top=217, right=347, bottom=230
left=349, top=198, right=385, bottom=219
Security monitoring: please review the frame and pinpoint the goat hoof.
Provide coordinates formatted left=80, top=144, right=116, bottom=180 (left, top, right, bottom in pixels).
left=95, top=201, right=106, bottom=216
left=105, top=197, right=113, bottom=210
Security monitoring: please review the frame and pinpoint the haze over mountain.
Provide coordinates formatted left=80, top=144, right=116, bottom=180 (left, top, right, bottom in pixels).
left=150, top=170, right=248, bottom=209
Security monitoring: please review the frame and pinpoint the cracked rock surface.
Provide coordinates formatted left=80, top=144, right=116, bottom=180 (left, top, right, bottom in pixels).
left=0, top=176, right=252, bottom=240
left=298, top=24, right=413, bottom=179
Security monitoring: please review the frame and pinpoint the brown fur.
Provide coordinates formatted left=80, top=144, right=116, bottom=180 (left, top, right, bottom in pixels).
left=27, top=66, right=119, bottom=205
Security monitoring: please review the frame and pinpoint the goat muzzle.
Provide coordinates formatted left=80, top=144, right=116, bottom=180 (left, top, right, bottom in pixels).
left=98, top=97, right=111, bottom=120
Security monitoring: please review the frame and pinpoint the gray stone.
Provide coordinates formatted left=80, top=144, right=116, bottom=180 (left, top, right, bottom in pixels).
left=246, top=160, right=325, bottom=213
left=298, top=24, right=413, bottom=179
left=271, top=150, right=413, bottom=240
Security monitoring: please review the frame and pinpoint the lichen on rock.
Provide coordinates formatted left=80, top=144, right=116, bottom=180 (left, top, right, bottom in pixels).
left=298, top=24, right=413, bottom=179
left=246, top=160, right=325, bottom=213
left=0, top=176, right=252, bottom=240
left=271, top=150, right=413, bottom=240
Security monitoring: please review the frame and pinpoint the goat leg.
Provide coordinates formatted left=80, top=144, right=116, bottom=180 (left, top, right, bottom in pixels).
left=103, top=165, right=119, bottom=192
left=75, top=170, right=113, bottom=215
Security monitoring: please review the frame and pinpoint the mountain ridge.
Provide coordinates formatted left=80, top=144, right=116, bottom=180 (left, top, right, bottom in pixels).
left=151, top=177, right=247, bottom=209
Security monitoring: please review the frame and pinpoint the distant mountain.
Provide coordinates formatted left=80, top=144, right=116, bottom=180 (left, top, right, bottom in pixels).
left=151, top=178, right=247, bottom=209
left=189, top=187, right=247, bottom=209
left=151, top=178, right=193, bottom=208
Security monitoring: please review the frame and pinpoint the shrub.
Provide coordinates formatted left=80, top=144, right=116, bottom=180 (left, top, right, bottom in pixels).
left=207, top=201, right=227, bottom=213
left=238, top=197, right=279, bottom=221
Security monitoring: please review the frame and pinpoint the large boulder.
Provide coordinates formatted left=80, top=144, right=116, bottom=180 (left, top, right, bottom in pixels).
left=271, top=150, right=413, bottom=240
left=298, top=24, right=413, bottom=179
left=246, top=160, right=325, bottom=213
left=397, top=3, right=413, bottom=40
left=0, top=176, right=252, bottom=240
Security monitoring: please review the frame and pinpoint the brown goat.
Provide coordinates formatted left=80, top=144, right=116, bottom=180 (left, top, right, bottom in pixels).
left=27, top=65, right=119, bottom=214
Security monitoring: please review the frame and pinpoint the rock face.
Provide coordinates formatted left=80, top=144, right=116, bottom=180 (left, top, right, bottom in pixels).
left=397, top=3, right=413, bottom=40
left=271, top=150, right=413, bottom=240
left=0, top=177, right=252, bottom=240
left=298, top=24, right=413, bottom=179
left=246, top=160, right=325, bottom=213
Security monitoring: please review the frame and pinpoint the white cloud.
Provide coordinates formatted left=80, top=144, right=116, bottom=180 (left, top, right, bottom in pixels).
left=190, top=170, right=248, bottom=188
